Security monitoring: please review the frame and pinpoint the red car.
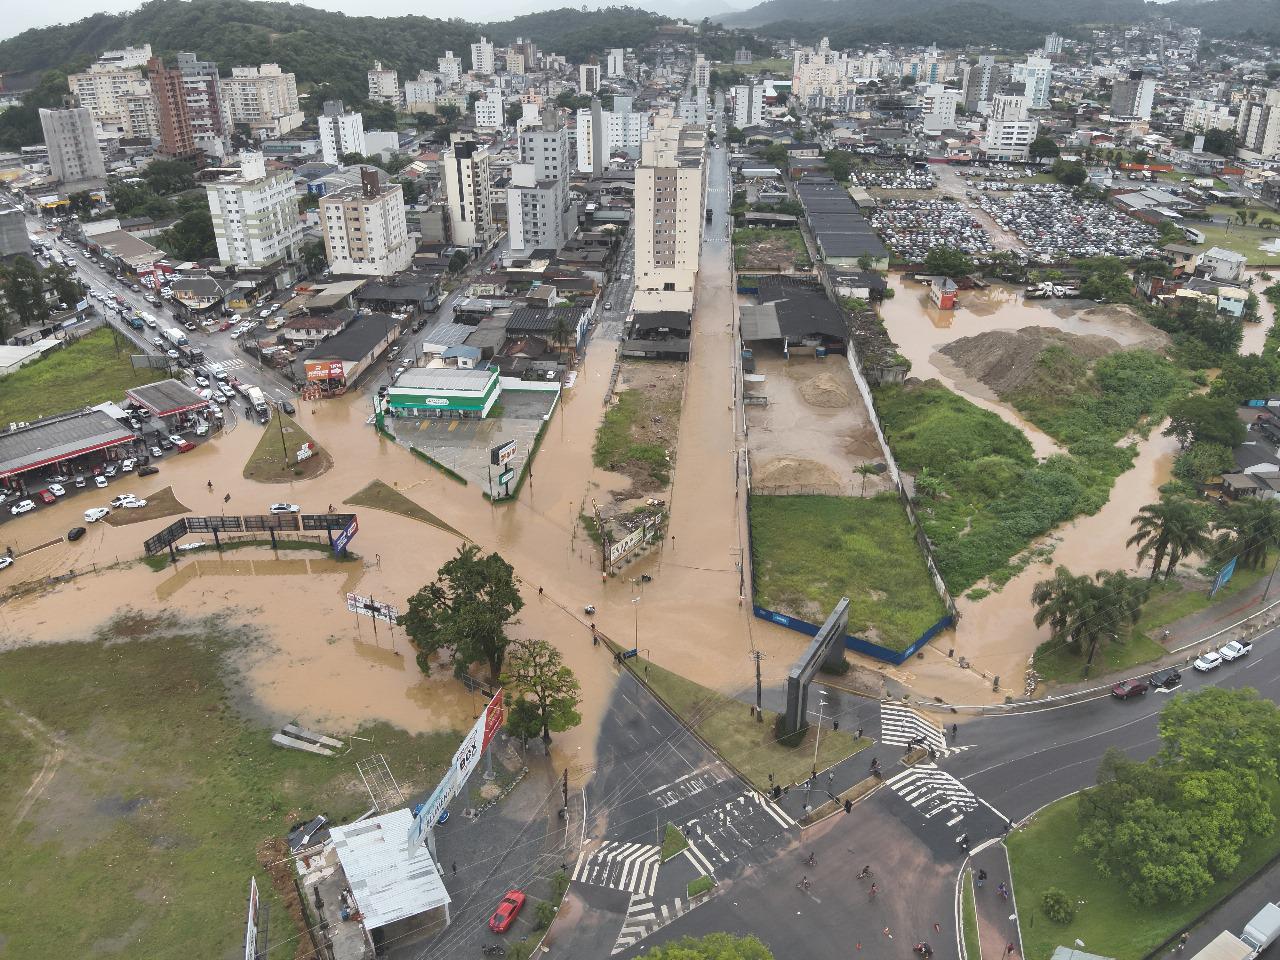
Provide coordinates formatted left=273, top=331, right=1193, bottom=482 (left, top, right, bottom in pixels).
left=1110, top=678, right=1147, bottom=700
left=488, top=890, right=526, bottom=933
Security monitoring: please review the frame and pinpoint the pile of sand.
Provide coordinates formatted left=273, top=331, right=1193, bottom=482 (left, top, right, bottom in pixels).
left=754, top=457, right=842, bottom=494
left=938, top=326, right=1119, bottom=398
left=799, top=372, right=851, bottom=408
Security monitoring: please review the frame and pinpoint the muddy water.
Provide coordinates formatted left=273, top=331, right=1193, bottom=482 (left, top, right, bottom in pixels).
left=880, top=276, right=1168, bottom=460
left=1241, top=269, right=1276, bottom=356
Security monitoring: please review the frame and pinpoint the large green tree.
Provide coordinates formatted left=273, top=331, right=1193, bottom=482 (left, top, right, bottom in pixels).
left=1216, top=498, right=1280, bottom=570
left=399, top=544, right=524, bottom=682
left=645, top=934, right=773, bottom=960
left=1160, top=687, right=1280, bottom=778
left=1128, top=496, right=1212, bottom=580
left=1031, top=566, right=1147, bottom=669
left=1163, top=394, right=1247, bottom=449
left=501, top=637, right=582, bottom=753
left=922, top=245, right=973, bottom=278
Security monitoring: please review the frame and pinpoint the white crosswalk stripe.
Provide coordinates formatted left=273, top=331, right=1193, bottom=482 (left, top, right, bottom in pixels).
left=879, top=702, right=954, bottom=754
left=208, top=358, right=245, bottom=371
left=572, top=841, right=661, bottom=896
left=611, top=895, right=697, bottom=955
left=682, top=840, right=717, bottom=877
left=883, top=763, right=978, bottom=821
left=649, top=770, right=724, bottom=809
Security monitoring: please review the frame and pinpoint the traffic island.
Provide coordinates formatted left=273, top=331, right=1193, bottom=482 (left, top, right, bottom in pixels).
left=102, top=486, right=189, bottom=526
left=242, top=411, right=331, bottom=483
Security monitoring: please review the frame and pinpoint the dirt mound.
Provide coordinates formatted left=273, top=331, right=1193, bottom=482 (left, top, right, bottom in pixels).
left=754, top=457, right=842, bottom=494
left=939, top=326, right=1119, bottom=398
left=799, top=372, right=851, bottom=408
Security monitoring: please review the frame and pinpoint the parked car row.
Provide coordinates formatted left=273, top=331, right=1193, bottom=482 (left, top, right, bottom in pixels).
left=1111, top=639, right=1254, bottom=700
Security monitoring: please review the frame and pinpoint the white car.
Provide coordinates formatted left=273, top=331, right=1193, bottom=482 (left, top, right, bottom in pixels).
left=1194, top=650, right=1224, bottom=672
left=194, top=377, right=209, bottom=388
left=1219, top=639, right=1252, bottom=661
left=121, top=459, right=135, bottom=472
left=150, top=446, right=164, bottom=458
left=269, top=503, right=300, bottom=514
left=84, top=507, right=111, bottom=522
left=48, top=483, right=66, bottom=496
left=167, top=434, right=184, bottom=446
left=95, top=475, right=108, bottom=488
left=0, top=556, right=13, bottom=570
left=194, top=421, right=209, bottom=436
left=198, top=388, right=213, bottom=401
left=109, top=494, right=136, bottom=508
left=9, top=499, right=34, bottom=515
left=122, top=498, right=148, bottom=509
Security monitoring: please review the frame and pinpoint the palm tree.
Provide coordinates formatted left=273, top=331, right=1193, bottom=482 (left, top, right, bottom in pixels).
left=1083, top=570, right=1148, bottom=668
left=1032, top=566, right=1093, bottom=652
left=1129, top=497, right=1212, bottom=581
left=1032, top=567, right=1148, bottom=670
left=551, top=314, right=573, bottom=362
left=1218, top=498, right=1280, bottom=570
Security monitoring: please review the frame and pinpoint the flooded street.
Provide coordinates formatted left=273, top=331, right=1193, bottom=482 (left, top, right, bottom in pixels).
left=1241, top=269, right=1276, bottom=355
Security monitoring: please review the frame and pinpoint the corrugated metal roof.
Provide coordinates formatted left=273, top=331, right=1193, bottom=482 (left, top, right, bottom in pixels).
left=396, top=367, right=495, bottom=392
left=330, top=809, right=450, bottom=930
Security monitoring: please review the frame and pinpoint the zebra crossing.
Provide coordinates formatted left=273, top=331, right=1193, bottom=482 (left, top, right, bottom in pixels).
left=572, top=841, right=661, bottom=897
left=883, top=763, right=978, bottom=826
left=611, top=871, right=717, bottom=956
left=879, top=702, right=969, bottom=756
left=680, top=790, right=796, bottom=866
left=207, top=358, right=245, bottom=371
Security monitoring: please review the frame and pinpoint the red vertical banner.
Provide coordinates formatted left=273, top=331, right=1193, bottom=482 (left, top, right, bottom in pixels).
left=482, top=689, right=505, bottom=751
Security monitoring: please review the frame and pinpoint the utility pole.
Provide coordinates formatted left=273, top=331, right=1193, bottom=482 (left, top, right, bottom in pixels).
left=752, top=650, right=765, bottom=723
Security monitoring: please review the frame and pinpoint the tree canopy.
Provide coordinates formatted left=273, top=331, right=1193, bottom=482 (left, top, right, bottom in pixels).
left=923, top=246, right=973, bottom=278
left=501, top=637, right=582, bottom=752
left=1163, top=394, right=1247, bottom=449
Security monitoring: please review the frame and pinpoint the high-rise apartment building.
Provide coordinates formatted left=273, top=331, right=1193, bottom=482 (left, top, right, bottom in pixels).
left=962, top=56, right=999, bottom=111
left=318, top=101, right=367, bottom=165
left=148, top=57, right=198, bottom=160
left=39, top=106, right=106, bottom=185
left=404, top=72, right=441, bottom=112
left=470, top=37, right=495, bottom=76
left=1044, top=33, right=1064, bottom=55
left=474, top=89, right=505, bottom=130
left=205, top=151, right=303, bottom=269
left=693, top=55, right=711, bottom=89
left=98, top=43, right=153, bottom=68
left=1235, top=88, right=1280, bottom=160
left=222, top=64, right=302, bottom=136
left=320, top=168, right=413, bottom=277
left=983, top=95, right=1038, bottom=160
left=918, top=84, right=959, bottom=131
left=367, top=61, right=400, bottom=106
left=442, top=136, right=494, bottom=249
left=607, top=48, right=626, bottom=78
left=178, top=53, right=229, bottom=158
left=731, top=83, right=763, bottom=128
left=68, top=52, right=158, bottom=140
left=1111, top=70, right=1155, bottom=119
left=579, top=63, right=601, bottom=95
left=1183, top=98, right=1234, bottom=133
left=575, top=96, right=650, bottom=173
left=791, top=37, right=854, bottom=102
left=507, top=110, right=572, bottom=254
left=438, top=51, right=463, bottom=87
left=634, top=112, right=706, bottom=314
left=1020, top=56, right=1053, bottom=110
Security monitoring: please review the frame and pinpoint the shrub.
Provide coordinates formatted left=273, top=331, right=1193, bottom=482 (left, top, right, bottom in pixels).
left=774, top=713, right=806, bottom=748
left=1042, top=887, right=1075, bottom=924
left=535, top=900, right=558, bottom=929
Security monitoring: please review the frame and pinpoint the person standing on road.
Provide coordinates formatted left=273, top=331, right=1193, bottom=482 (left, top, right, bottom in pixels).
left=951, top=723, right=958, bottom=741
left=1178, top=933, right=1188, bottom=952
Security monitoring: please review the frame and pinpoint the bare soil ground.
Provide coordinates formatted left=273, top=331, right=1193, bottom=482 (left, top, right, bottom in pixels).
left=939, top=326, right=1120, bottom=398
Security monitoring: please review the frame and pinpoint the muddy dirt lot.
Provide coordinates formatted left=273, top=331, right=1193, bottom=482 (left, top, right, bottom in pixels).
left=595, top=360, right=684, bottom=498
left=746, top=348, right=890, bottom=497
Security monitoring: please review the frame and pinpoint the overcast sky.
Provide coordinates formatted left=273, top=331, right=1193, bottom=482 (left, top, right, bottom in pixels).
left=1, top=0, right=687, bottom=40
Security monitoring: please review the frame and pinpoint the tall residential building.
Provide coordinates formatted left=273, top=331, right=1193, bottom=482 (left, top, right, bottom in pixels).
left=367, top=61, right=400, bottom=106
left=1044, top=32, right=1065, bottom=55
left=575, top=96, right=650, bottom=173
left=98, top=43, right=153, bottom=69
left=579, top=63, right=601, bottom=95
left=634, top=111, right=706, bottom=314
left=983, top=94, right=1038, bottom=161
left=320, top=168, right=413, bottom=277
left=607, top=48, right=626, bottom=78
left=475, top=89, right=505, bottom=130
left=404, top=72, right=441, bottom=112
left=442, top=136, right=494, bottom=249
left=1111, top=70, right=1155, bottom=119
left=1183, top=98, right=1234, bottom=133
left=507, top=110, right=573, bottom=254
left=731, top=83, right=763, bottom=128
left=177, top=52, right=230, bottom=158
left=222, top=64, right=302, bottom=136
left=68, top=62, right=157, bottom=139
left=438, top=51, right=463, bottom=87
left=1235, top=88, right=1280, bottom=160
left=1020, top=56, right=1052, bottom=110
left=791, top=37, right=854, bottom=102
left=471, top=37, right=495, bottom=76
left=148, top=57, right=198, bottom=160
left=693, top=55, right=711, bottom=89
left=318, top=101, right=367, bottom=165
left=679, top=90, right=709, bottom=126
left=205, top=151, right=303, bottom=269
left=918, top=84, right=959, bottom=131
left=39, top=106, right=106, bottom=185
left=961, top=55, right=998, bottom=111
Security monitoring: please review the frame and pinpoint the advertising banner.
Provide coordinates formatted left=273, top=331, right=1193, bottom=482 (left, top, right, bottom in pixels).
left=408, top=768, right=455, bottom=850
left=491, top=440, right=516, bottom=466
left=244, top=877, right=259, bottom=960
left=345, top=590, right=394, bottom=623
left=306, top=360, right=346, bottom=381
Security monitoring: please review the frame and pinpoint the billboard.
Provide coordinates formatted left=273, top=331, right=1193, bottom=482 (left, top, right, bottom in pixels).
left=408, top=767, right=455, bottom=851
left=333, top=515, right=359, bottom=556
left=1211, top=555, right=1238, bottom=598
left=244, top=877, right=259, bottom=960
left=302, top=512, right=356, bottom=532
left=143, top=518, right=190, bottom=556
left=346, top=591, right=395, bottom=623
left=491, top=440, right=516, bottom=466
left=306, top=360, right=346, bottom=382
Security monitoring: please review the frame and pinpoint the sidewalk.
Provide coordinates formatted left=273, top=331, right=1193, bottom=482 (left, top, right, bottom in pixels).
left=967, top=844, right=1022, bottom=960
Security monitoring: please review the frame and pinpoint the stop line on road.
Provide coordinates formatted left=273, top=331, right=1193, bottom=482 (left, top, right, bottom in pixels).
left=572, top=841, right=661, bottom=897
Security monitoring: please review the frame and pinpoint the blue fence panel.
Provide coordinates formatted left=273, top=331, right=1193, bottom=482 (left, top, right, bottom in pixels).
left=752, top=606, right=954, bottom=666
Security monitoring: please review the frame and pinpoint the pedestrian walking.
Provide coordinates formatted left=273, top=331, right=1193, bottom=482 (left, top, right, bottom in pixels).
left=827, top=771, right=834, bottom=786
left=451, top=861, right=456, bottom=876
left=976, top=868, right=987, bottom=888
left=951, top=723, right=958, bottom=741
left=1006, top=944, right=1016, bottom=958
left=856, top=726, right=863, bottom=740
left=207, top=480, right=213, bottom=491
left=997, top=882, right=1009, bottom=901
left=1178, top=933, right=1188, bottom=952
left=538, top=586, right=543, bottom=596
left=869, top=883, right=878, bottom=898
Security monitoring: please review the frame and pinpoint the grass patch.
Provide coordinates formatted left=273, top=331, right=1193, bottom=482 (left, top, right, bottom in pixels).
left=0, top=622, right=461, bottom=960
left=1185, top=221, right=1280, bottom=266
left=102, top=486, right=188, bottom=526
left=1132, top=564, right=1266, bottom=640
left=1010, top=785, right=1280, bottom=960
left=593, top=387, right=679, bottom=491
left=962, top=870, right=981, bottom=960
left=750, top=493, right=947, bottom=652
left=634, top=654, right=866, bottom=789
left=687, top=875, right=715, bottom=899
left=0, top=327, right=165, bottom=425
left=661, top=823, right=689, bottom=861
left=242, top=411, right=331, bottom=483
left=875, top=359, right=1191, bottom=594
left=1032, top=630, right=1168, bottom=684
left=345, top=479, right=466, bottom=540
left=732, top=227, right=810, bottom=270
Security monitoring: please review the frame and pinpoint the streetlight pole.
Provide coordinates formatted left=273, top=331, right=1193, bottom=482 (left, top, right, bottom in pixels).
left=811, top=690, right=828, bottom=774
left=632, top=596, right=640, bottom=651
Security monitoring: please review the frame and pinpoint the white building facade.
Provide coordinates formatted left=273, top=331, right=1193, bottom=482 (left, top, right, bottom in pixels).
left=471, top=38, right=495, bottom=76
left=320, top=171, right=413, bottom=277
left=205, top=152, right=303, bottom=269
left=634, top=112, right=706, bottom=314
left=222, top=64, right=302, bottom=137
left=39, top=106, right=106, bottom=184
left=442, top=137, right=494, bottom=249
left=319, top=102, right=367, bottom=165
left=367, top=62, right=400, bottom=106
left=731, top=83, right=763, bottom=129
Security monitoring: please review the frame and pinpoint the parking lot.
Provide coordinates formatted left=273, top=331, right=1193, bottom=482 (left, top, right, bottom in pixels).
left=385, top=389, right=557, bottom=493
left=870, top=197, right=994, bottom=261
left=975, top=184, right=1160, bottom=261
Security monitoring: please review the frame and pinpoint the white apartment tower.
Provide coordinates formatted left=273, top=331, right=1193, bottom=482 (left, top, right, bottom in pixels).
left=634, top=112, right=706, bottom=314
left=1236, top=89, right=1280, bottom=160
left=1044, top=33, right=1064, bottom=55
left=404, top=72, right=441, bottom=112
left=176, top=52, right=230, bottom=159
left=438, top=51, right=463, bottom=87
left=731, top=83, right=763, bottom=128
left=983, top=94, right=1038, bottom=161
left=1020, top=56, right=1052, bottom=110
left=1183, top=99, right=1234, bottom=133
left=474, top=89, right=504, bottom=130
left=222, top=64, right=302, bottom=136
left=67, top=61, right=157, bottom=139
left=367, top=61, right=400, bottom=106
left=442, top=136, right=494, bottom=249
left=693, top=55, right=711, bottom=89
left=471, top=37, right=496, bottom=76
left=507, top=109, right=573, bottom=254
left=319, top=101, right=367, bottom=165
left=39, top=105, right=106, bottom=185
left=205, top=151, right=303, bottom=269
left=607, top=48, right=626, bottom=78
left=1111, top=70, right=1155, bottom=119
left=320, top=168, right=413, bottom=277
left=576, top=96, right=650, bottom=173
left=579, top=63, right=601, bottom=95
left=962, top=56, right=998, bottom=111
left=918, top=83, right=959, bottom=131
